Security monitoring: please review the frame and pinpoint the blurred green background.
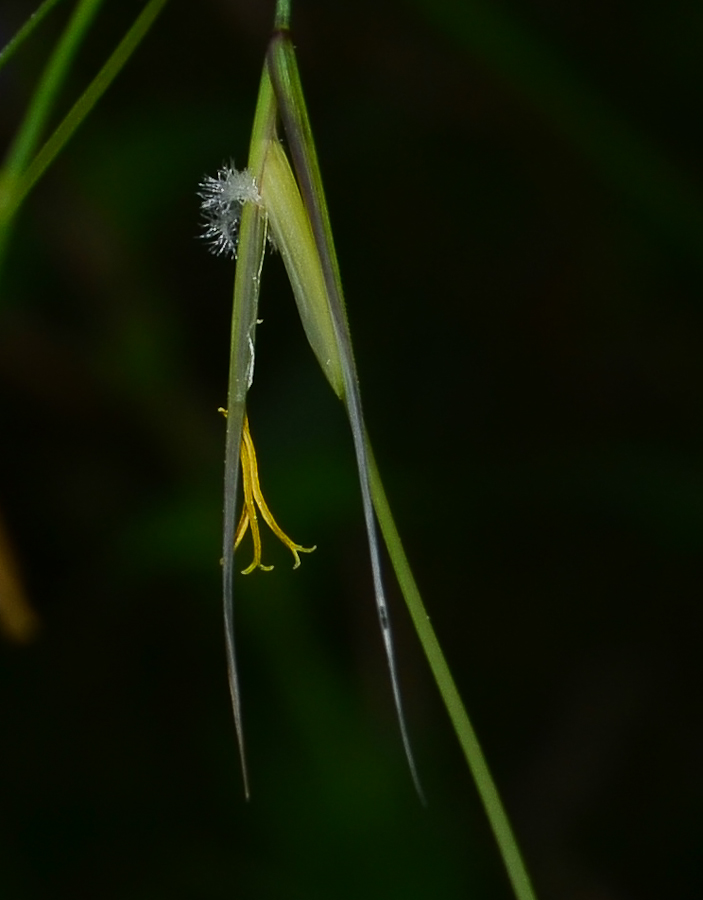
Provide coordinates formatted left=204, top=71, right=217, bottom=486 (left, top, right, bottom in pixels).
left=2, top=0, right=703, bottom=897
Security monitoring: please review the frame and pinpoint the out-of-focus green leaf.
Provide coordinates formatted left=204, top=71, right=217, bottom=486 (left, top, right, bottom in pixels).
left=2, top=0, right=105, bottom=187
left=0, top=0, right=65, bottom=73
left=1, top=0, right=169, bottom=227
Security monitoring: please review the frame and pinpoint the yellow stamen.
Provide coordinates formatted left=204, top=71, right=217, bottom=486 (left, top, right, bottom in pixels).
left=221, top=408, right=316, bottom=573
left=237, top=425, right=274, bottom=573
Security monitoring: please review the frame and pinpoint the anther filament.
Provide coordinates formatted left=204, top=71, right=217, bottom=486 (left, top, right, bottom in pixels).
left=231, top=412, right=316, bottom=574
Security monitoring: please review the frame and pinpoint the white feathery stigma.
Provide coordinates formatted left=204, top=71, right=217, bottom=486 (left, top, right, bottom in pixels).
left=198, top=164, right=261, bottom=258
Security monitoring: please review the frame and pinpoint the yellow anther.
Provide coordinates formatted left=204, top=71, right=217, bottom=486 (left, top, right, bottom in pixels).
left=225, top=410, right=316, bottom=573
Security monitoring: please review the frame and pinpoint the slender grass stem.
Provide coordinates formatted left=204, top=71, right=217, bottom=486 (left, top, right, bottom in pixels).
left=274, top=0, right=291, bottom=30
left=0, top=0, right=66, bottom=73
left=2, top=0, right=105, bottom=183
left=0, top=0, right=169, bottom=278
left=4, top=0, right=169, bottom=219
left=366, top=442, right=538, bottom=900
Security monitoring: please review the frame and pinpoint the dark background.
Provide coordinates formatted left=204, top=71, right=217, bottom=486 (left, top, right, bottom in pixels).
left=1, top=0, right=702, bottom=897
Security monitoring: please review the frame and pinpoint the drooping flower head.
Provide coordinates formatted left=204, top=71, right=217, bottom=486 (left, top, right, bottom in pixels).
left=202, top=23, right=424, bottom=804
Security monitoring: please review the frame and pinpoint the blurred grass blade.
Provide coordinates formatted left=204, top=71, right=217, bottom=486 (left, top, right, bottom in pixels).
left=222, top=67, right=278, bottom=800
left=267, top=31, right=424, bottom=801
left=1, top=0, right=105, bottom=187
left=411, top=0, right=703, bottom=262
left=0, top=0, right=169, bottom=229
left=0, top=0, right=65, bottom=73
left=366, top=441, right=538, bottom=900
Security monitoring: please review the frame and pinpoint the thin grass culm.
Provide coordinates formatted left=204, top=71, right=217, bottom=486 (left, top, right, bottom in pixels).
left=207, top=3, right=539, bottom=899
